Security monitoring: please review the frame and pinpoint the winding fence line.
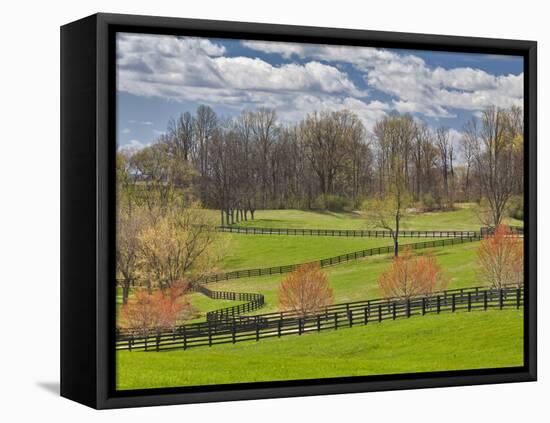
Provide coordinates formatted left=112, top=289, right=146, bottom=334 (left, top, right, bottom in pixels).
left=203, top=236, right=481, bottom=283
left=218, top=226, right=479, bottom=238
left=116, top=285, right=524, bottom=352
left=192, top=284, right=265, bottom=319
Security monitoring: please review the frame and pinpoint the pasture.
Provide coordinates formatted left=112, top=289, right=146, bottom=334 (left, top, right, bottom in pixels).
left=116, top=206, right=524, bottom=389
left=116, top=308, right=523, bottom=390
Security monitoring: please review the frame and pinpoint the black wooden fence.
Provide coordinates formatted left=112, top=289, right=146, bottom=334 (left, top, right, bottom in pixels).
left=218, top=226, right=479, bottom=238
left=203, top=236, right=481, bottom=283
left=480, top=226, right=524, bottom=237
left=116, top=285, right=523, bottom=352
left=192, top=284, right=265, bottom=320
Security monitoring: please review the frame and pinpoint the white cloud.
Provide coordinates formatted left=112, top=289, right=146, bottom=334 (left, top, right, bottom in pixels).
left=128, top=120, right=154, bottom=126
left=117, top=33, right=379, bottom=129
left=243, top=40, right=524, bottom=118
left=116, top=34, right=523, bottom=133
left=117, top=33, right=365, bottom=98
left=121, top=128, right=131, bottom=134
left=118, top=139, right=150, bottom=155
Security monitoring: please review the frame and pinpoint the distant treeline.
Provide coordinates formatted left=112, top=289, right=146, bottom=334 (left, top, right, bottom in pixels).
left=118, top=104, right=524, bottom=226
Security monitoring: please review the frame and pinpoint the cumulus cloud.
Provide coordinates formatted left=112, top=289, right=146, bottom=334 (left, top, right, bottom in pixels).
left=243, top=40, right=523, bottom=118
left=116, top=33, right=385, bottom=129
left=117, top=33, right=365, bottom=98
left=116, top=33, right=523, bottom=133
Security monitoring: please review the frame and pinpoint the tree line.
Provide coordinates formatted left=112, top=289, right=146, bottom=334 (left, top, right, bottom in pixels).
left=121, top=104, right=524, bottom=228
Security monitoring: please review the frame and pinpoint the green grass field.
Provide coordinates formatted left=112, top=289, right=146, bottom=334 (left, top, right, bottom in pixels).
left=209, top=241, right=481, bottom=315
left=116, top=308, right=523, bottom=390
left=232, top=206, right=522, bottom=231
left=116, top=207, right=524, bottom=389
left=221, top=235, right=433, bottom=271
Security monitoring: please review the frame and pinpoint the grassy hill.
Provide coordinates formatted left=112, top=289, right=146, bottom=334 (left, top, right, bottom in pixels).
left=221, top=235, right=432, bottom=271
left=209, top=241, right=482, bottom=315
left=116, top=308, right=523, bottom=390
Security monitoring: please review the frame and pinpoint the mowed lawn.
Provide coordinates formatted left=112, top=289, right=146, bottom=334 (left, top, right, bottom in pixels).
left=232, top=206, right=523, bottom=231
left=221, top=235, right=421, bottom=271
left=210, top=241, right=483, bottom=315
left=116, top=308, right=523, bottom=390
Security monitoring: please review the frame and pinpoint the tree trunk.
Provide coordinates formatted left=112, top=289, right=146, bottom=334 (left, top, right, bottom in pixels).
left=122, top=280, right=131, bottom=305
left=394, top=213, right=400, bottom=257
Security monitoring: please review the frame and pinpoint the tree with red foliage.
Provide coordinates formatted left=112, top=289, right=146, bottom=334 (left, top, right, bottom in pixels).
left=119, top=282, right=190, bottom=335
left=378, top=248, right=448, bottom=300
left=478, top=224, right=524, bottom=289
left=278, top=263, right=333, bottom=316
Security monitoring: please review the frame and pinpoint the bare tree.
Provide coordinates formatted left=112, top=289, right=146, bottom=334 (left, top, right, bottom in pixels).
left=251, top=108, right=278, bottom=208
left=461, top=118, right=480, bottom=202
left=167, top=111, right=194, bottom=161
left=477, top=106, right=516, bottom=226
left=435, top=127, right=454, bottom=207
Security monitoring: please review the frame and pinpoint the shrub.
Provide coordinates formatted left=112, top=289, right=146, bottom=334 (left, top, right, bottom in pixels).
left=119, top=285, right=190, bottom=335
left=278, top=263, right=333, bottom=316
left=421, top=193, right=437, bottom=211
left=478, top=224, right=524, bottom=289
left=313, top=194, right=351, bottom=211
left=378, top=248, right=448, bottom=300
left=507, top=195, right=524, bottom=221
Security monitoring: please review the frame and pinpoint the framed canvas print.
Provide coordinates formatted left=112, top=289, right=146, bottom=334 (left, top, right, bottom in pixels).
left=60, top=13, right=537, bottom=409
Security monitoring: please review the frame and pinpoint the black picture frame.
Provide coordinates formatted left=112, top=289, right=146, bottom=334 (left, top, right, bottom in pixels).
left=60, top=12, right=537, bottom=409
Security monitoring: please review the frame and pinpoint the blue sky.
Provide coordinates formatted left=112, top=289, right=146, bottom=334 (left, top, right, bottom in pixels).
left=116, top=33, right=523, bottom=152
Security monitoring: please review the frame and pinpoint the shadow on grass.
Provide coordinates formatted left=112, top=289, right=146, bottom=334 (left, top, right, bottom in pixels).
left=306, top=209, right=363, bottom=220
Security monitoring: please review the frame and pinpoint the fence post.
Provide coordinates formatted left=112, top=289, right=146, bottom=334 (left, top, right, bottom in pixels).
left=392, top=302, right=397, bottom=320
left=516, top=288, right=521, bottom=309
left=468, top=292, right=472, bottom=312
left=317, top=315, right=321, bottom=332
left=452, top=294, right=456, bottom=312
left=348, top=310, right=353, bottom=327
left=208, top=322, right=212, bottom=347
left=182, top=327, right=187, bottom=350
left=156, top=331, right=160, bottom=352
left=256, top=319, right=260, bottom=341
left=128, top=336, right=132, bottom=352
left=422, top=297, right=426, bottom=315
left=406, top=299, right=411, bottom=318
left=334, top=312, right=338, bottom=330
left=437, top=296, right=441, bottom=314
left=484, top=291, right=488, bottom=310
left=378, top=305, right=382, bottom=322
left=500, top=289, right=504, bottom=310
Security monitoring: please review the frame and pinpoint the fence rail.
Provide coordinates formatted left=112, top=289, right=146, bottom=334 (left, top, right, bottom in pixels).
left=203, top=236, right=481, bottom=283
left=116, top=286, right=524, bottom=352
left=218, top=226, right=479, bottom=238
left=480, top=226, right=524, bottom=237
left=192, top=284, right=265, bottom=320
